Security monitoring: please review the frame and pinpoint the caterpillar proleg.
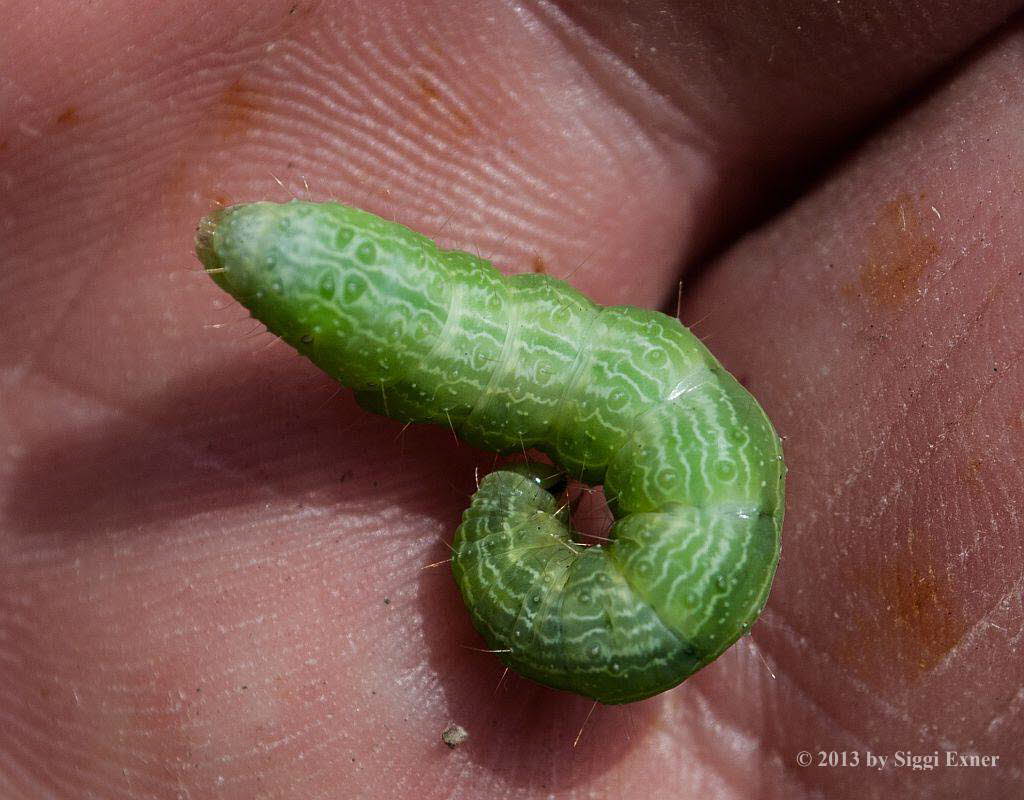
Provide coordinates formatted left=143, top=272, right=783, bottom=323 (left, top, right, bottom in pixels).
left=195, top=200, right=785, bottom=704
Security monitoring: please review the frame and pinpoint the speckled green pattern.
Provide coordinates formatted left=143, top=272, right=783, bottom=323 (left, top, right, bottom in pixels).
left=196, top=200, right=785, bottom=704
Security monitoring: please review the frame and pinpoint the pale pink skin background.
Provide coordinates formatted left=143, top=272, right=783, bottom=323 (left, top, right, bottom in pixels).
left=2, top=1, right=1023, bottom=798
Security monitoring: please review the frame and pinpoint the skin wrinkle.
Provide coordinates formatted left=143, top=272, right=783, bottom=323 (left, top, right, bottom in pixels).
left=8, top=263, right=101, bottom=397
left=986, top=688, right=1024, bottom=737
left=719, top=613, right=951, bottom=794
left=927, top=572, right=1024, bottom=680
left=762, top=553, right=1020, bottom=786
left=755, top=608, right=920, bottom=735
left=817, top=255, right=1009, bottom=521
left=820, top=316, right=1018, bottom=530
left=531, top=0, right=723, bottom=157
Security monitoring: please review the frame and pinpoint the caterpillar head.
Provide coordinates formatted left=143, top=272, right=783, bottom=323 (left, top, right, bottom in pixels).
left=195, top=200, right=448, bottom=390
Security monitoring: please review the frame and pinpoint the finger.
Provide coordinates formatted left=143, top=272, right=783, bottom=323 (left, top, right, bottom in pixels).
left=679, top=19, right=1024, bottom=798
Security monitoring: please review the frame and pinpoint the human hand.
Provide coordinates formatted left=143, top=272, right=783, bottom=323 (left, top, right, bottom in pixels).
left=2, top=2, right=1022, bottom=797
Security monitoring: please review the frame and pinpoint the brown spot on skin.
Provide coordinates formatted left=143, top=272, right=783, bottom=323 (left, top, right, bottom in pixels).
left=55, top=107, right=79, bottom=126
left=531, top=255, right=548, bottom=274
left=216, top=80, right=270, bottom=138
left=847, top=194, right=939, bottom=309
left=414, top=74, right=475, bottom=137
left=836, top=530, right=969, bottom=686
left=221, top=80, right=261, bottom=114
left=877, top=562, right=965, bottom=681
left=415, top=75, right=441, bottom=103
left=448, top=107, right=474, bottom=136
left=0, top=140, right=8, bottom=152
left=965, top=456, right=984, bottom=489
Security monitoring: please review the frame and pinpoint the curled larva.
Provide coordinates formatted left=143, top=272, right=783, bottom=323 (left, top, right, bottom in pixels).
left=196, top=200, right=785, bottom=704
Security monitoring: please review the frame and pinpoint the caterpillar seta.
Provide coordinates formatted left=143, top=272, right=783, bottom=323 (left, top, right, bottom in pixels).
left=195, top=200, right=785, bottom=704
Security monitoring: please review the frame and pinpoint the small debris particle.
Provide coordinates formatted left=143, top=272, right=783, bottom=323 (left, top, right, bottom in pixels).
left=383, top=597, right=390, bottom=605
left=441, top=723, right=468, bottom=749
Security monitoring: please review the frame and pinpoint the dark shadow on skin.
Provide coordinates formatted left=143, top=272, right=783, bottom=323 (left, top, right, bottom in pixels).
left=3, top=358, right=480, bottom=541
left=4, top=356, right=649, bottom=787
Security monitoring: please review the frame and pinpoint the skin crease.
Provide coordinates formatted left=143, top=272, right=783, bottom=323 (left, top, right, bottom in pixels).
left=1, top=0, right=1023, bottom=797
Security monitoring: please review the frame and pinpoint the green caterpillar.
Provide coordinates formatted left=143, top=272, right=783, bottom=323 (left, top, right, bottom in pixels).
left=195, top=200, right=785, bottom=704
